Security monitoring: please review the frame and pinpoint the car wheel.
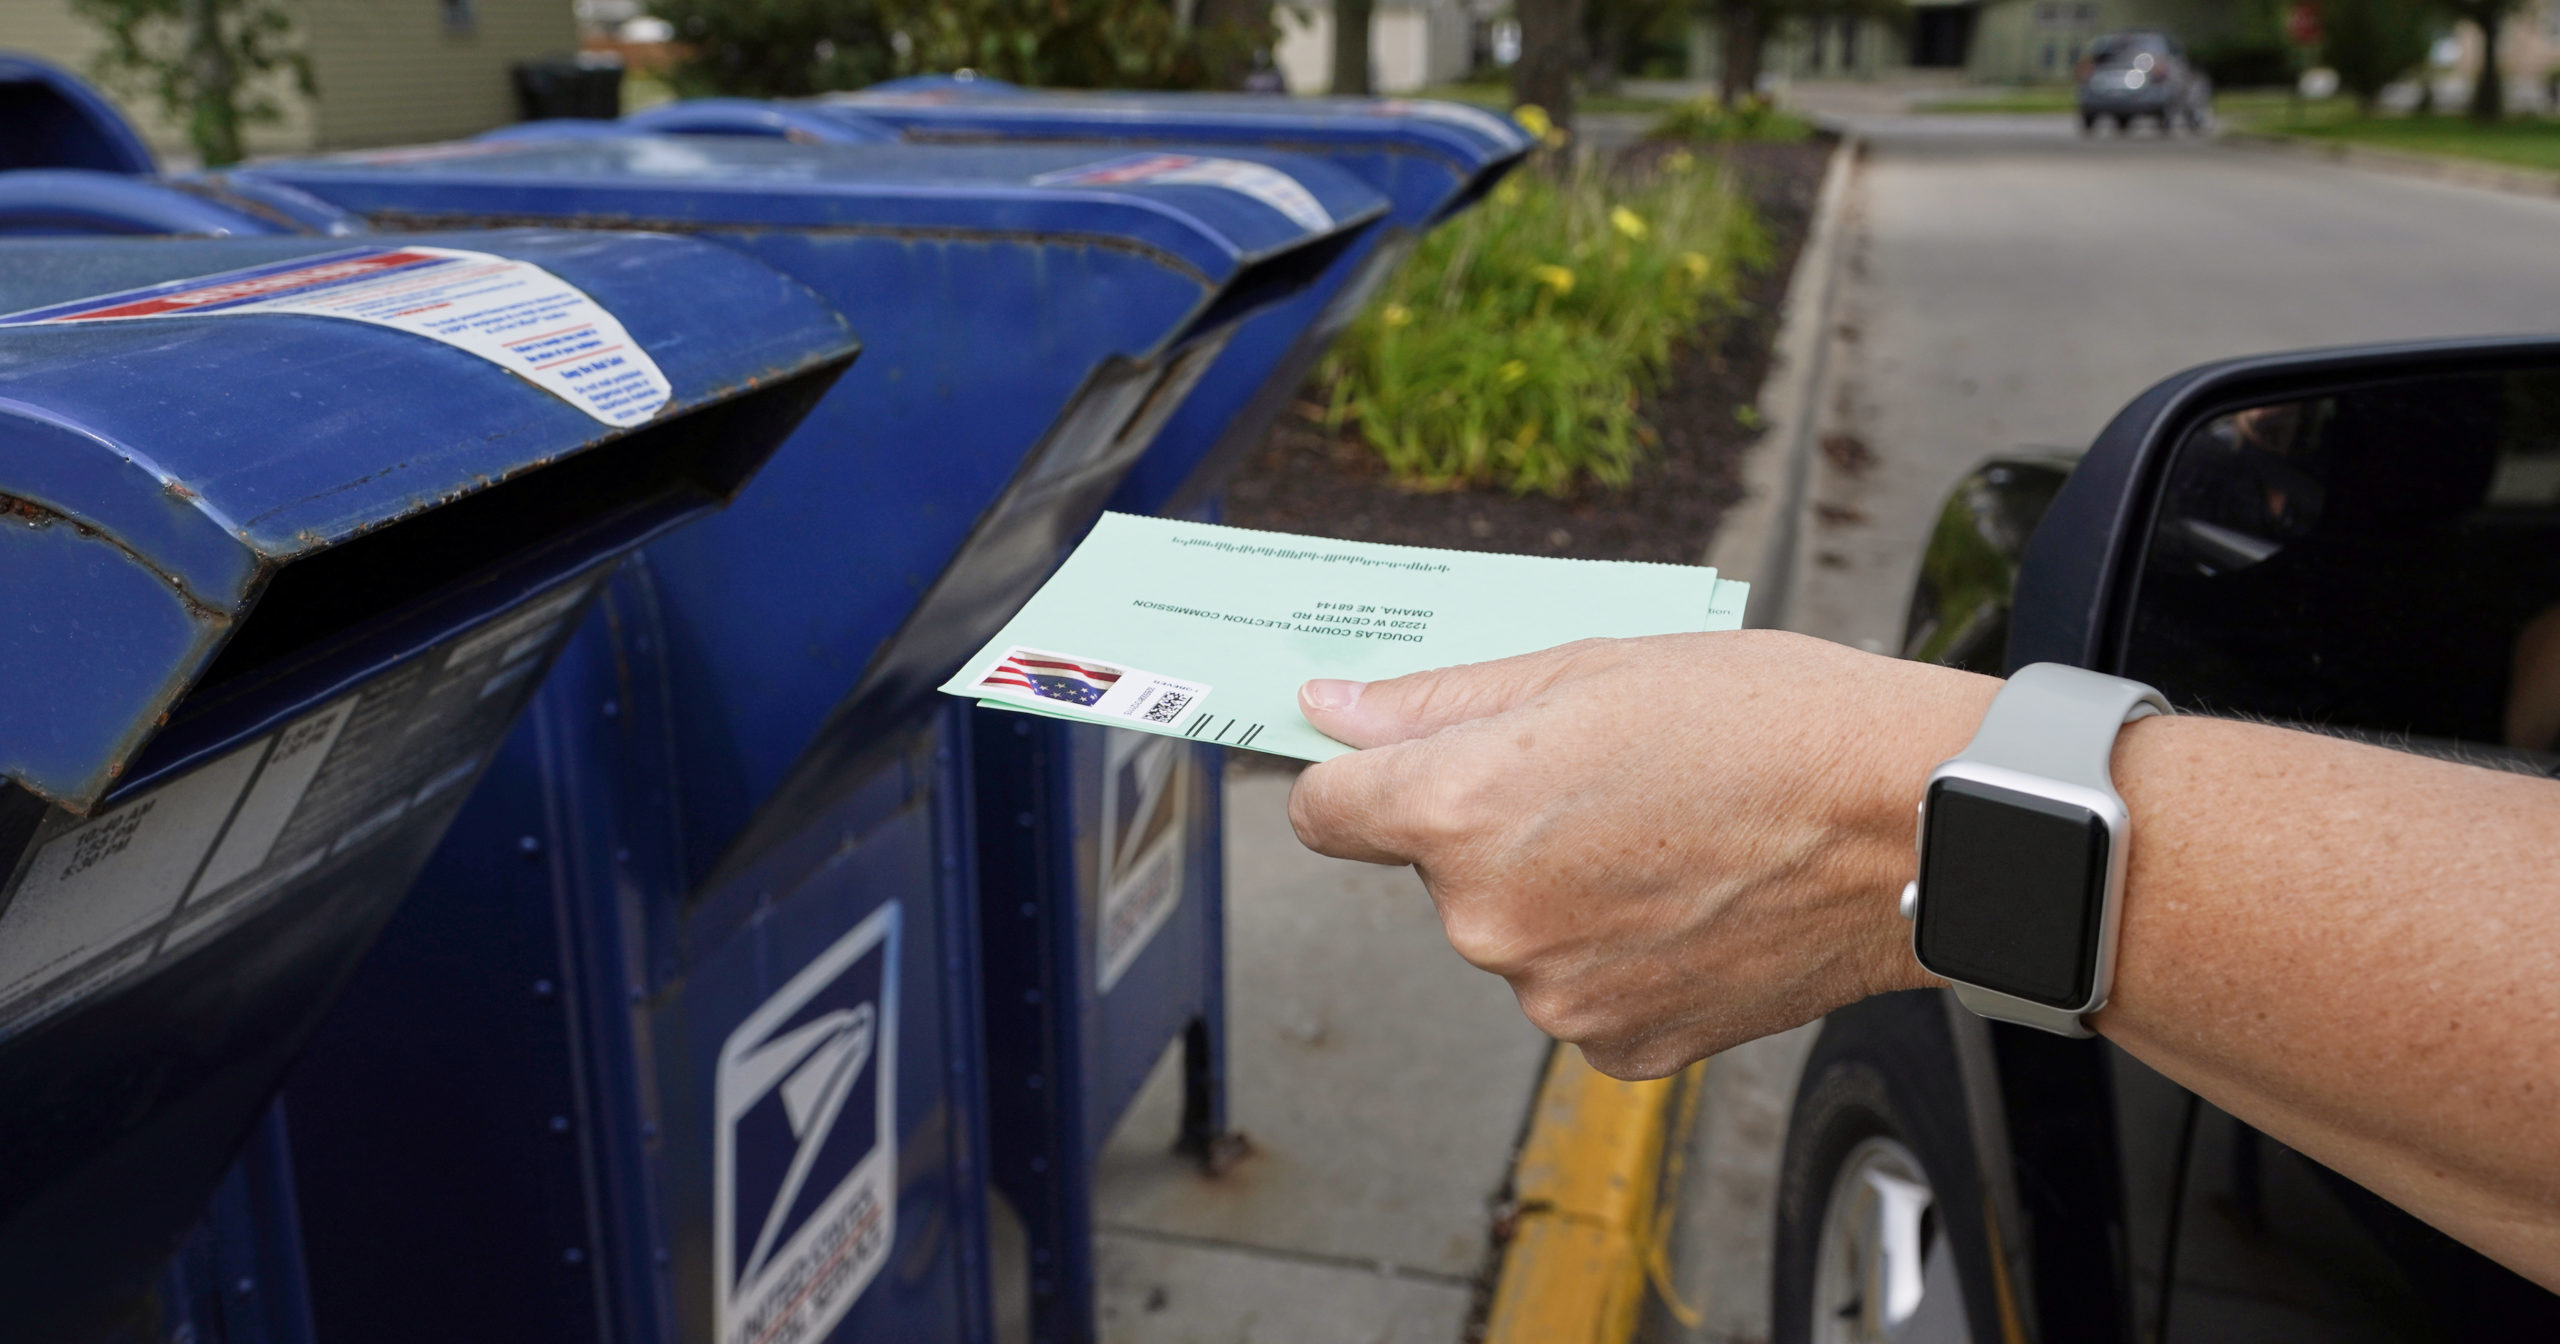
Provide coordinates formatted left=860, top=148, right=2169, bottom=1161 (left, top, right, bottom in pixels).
left=2113, top=113, right=2131, bottom=133
left=2079, top=112, right=2097, bottom=135
left=2156, top=109, right=2175, bottom=135
left=1774, top=994, right=1985, bottom=1344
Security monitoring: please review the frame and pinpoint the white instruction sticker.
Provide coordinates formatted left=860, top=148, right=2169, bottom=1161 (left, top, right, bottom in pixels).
left=1034, top=153, right=1332, bottom=233
left=0, top=247, right=673, bottom=426
left=972, top=646, right=1211, bottom=731
left=1097, top=731, right=1189, bottom=993
left=717, top=903, right=899, bottom=1344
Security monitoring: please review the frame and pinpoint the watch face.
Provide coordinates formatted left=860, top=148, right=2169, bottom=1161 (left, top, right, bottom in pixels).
left=1914, top=776, right=2111, bottom=1009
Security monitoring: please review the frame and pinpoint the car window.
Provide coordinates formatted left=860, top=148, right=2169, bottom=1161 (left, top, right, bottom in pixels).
left=2123, top=370, right=2560, bottom=756
left=2089, top=33, right=2170, bottom=65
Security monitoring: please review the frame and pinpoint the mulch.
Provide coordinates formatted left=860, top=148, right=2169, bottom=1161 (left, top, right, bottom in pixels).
left=1221, top=135, right=1836, bottom=566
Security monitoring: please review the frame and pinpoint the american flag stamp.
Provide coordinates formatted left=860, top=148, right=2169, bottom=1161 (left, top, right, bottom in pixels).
left=975, top=647, right=1210, bottom=728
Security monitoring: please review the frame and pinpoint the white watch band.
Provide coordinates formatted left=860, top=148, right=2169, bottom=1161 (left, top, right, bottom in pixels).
left=1937, top=663, right=2168, bottom=1037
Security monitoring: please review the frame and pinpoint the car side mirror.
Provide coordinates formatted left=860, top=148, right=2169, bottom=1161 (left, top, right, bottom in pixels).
left=2013, top=337, right=2560, bottom=759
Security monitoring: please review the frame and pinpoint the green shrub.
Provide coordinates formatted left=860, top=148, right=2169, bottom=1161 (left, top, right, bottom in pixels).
left=1648, top=93, right=1811, bottom=144
left=1321, top=152, right=1769, bottom=496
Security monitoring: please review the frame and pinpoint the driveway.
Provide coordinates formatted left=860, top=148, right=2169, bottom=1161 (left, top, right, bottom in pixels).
left=1660, top=107, right=2560, bottom=1344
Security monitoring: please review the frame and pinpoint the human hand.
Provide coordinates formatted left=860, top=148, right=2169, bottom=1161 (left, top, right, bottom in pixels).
left=1287, top=630, right=1997, bottom=1078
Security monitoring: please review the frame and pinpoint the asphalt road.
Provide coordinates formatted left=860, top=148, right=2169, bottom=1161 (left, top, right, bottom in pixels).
left=1795, top=111, right=2560, bottom=654
left=1659, top=110, right=2560, bottom=1344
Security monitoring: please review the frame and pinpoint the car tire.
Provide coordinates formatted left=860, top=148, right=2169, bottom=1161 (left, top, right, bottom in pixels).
left=2079, top=112, right=2097, bottom=135
left=1773, top=993, right=1988, bottom=1344
left=2113, top=113, right=2131, bottom=133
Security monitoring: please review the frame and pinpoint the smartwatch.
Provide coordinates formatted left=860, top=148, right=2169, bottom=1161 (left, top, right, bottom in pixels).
left=1901, top=663, right=2170, bottom=1037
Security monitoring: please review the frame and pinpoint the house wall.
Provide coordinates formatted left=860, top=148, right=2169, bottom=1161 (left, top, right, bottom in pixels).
left=1683, top=16, right=1907, bottom=86
left=1967, top=0, right=2237, bottom=84
left=298, top=0, right=574, bottom=148
left=3, top=0, right=318, bottom=163
left=1274, top=0, right=1472, bottom=94
left=0, top=0, right=570, bottom=162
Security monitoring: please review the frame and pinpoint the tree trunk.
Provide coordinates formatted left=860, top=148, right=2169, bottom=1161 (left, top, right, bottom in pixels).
left=2470, top=12, right=2505, bottom=121
left=184, top=0, right=243, bottom=165
left=1716, top=0, right=1761, bottom=107
left=1513, top=0, right=1580, bottom=127
left=1332, top=0, right=1375, bottom=95
left=1194, top=0, right=1269, bottom=88
left=1585, top=0, right=1626, bottom=95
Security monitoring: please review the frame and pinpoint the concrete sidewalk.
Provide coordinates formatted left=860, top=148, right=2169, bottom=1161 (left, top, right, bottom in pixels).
left=1086, top=766, right=1551, bottom=1343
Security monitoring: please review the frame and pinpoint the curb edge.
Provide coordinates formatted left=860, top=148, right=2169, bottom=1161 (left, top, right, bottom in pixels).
left=1705, top=126, right=1863, bottom=633
left=1481, top=1048, right=1701, bottom=1344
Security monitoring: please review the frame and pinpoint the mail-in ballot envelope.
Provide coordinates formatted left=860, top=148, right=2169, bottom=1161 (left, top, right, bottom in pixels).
left=942, top=513, right=1749, bottom=760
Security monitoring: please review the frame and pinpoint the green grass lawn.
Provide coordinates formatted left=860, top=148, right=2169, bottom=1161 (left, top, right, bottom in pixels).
left=2236, top=103, right=2560, bottom=174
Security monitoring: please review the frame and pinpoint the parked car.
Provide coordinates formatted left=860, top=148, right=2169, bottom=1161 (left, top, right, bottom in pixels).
left=2078, top=31, right=2212, bottom=135
left=1773, top=339, right=2560, bottom=1342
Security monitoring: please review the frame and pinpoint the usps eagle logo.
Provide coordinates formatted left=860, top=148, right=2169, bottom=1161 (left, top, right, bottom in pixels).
left=715, top=904, right=899, bottom=1344
left=978, top=650, right=1124, bottom=708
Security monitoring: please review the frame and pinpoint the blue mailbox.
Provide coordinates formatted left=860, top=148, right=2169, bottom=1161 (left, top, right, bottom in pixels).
left=0, top=168, right=367, bottom=237
left=819, top=84, right=1528, bottom=1344
left=196, top=135, right=1384, bottom=1344
left=449, top=90, right=1526, bottom=1343
left=0, top=229, right=854, bottom=1340
left=0, top=51, right=157, bottom=174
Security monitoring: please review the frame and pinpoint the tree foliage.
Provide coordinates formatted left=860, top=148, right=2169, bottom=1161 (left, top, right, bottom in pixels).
left=653, top=0, right=1270, bottom=98
left=2322, top=0, right=2439, bottom=112
left=71, top=0, right=310, bottom=166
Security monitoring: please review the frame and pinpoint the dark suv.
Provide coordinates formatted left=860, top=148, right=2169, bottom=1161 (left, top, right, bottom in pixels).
left=1772, top=341, right=2560, bottom=1341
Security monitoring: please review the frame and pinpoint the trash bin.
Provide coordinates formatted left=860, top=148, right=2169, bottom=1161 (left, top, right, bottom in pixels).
left=200, top=135, right=1385, bottom=1344
left=0, top=227, right=855, bottom=1340
left=0, top=51, right=157, bottom=174
left=512, top=53, right=625, bottom=122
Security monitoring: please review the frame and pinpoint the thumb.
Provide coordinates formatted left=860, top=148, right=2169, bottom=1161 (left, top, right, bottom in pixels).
left=1299, top=639, right=1612, bottom=749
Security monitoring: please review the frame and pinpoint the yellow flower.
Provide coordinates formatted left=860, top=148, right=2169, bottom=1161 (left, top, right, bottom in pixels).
left=1497, top=359, right=1529, bottom=385
left=1381, top=302, right=1412, bottom=328
left=1664, top=148, right=1697, bottom=174
left=1679, top=251, right=1712, bottom=281
left=1530, top=263, right=1575, bottom=295
left=1610, top=206, right=1649, bottom=240
left=1513, top=102, right=1570, bottom=149
left=1493, top=177, right=1525, bottom=207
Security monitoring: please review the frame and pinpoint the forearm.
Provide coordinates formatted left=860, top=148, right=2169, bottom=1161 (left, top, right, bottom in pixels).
left=1287, top=632, right=2560, bottom=1282
left=2088, top=715, right=2560, bottom=1286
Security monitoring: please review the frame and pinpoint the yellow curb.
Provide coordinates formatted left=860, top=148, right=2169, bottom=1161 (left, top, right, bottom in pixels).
left=1483, top=1046, right=1703, bottom=1344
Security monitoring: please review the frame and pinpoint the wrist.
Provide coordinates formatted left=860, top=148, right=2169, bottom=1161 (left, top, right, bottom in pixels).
left=1827, top=655, right=2000, bottom=997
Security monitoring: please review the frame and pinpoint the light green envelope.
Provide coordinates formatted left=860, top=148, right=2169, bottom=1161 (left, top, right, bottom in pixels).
left=940, top=513, right=1750, bottom=761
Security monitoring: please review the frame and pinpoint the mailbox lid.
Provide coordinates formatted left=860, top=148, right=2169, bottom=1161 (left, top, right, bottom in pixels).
left=830, top=81, right=1530, bottom=222
left=0, top=229, right=858, bottom=809
left=221, top=135, right=1387, bottom=283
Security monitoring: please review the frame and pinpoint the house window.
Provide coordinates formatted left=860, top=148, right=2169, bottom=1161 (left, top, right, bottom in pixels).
left=441, top=0, right=475, bottom=34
